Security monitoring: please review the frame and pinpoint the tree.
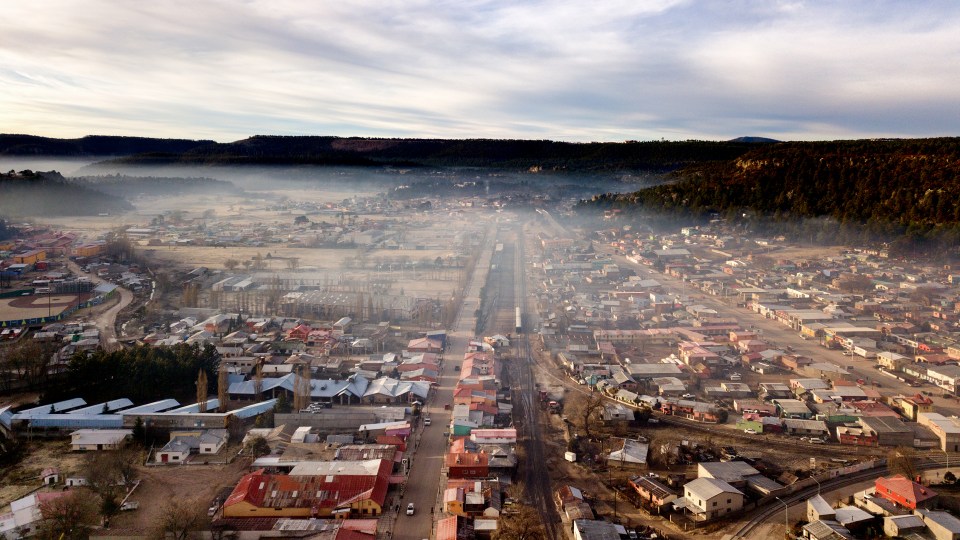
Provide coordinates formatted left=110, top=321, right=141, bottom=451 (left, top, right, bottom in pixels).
left=36, top=489, right=99, bottom=540
left=150, top=497, right=208, bottom=540
left=244, top=435, right=271, bottom=457
left=565, top=392, right=605, bottom=440
left=83, top=447, right=140, bottom=519
left=294, top=215, right=309, bottom=225
left=196, top=370, right=209, bottom=412
left=888, top=446, right=918, bottom=479
left=494, top=502, right=546, bottom=540
left=223, top=258, right=239, bottom=271
left=218, top=368, right=229, bottom=410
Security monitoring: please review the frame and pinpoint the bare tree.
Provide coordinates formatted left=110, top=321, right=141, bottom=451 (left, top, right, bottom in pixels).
left=37, top=489, right=99, bottom=540
left=197, top=370, right=209, bottom=412
left=888, top=446, right=918, bottom=479
left=223, top=258, right=239, bottom=271
left=254, top=363, right=264, bottom=402
left=565, top=391, right=605, bottom=440
left=150, top=497, right=208, bottom=540
left=494, top=502, right=546, bottom=540
left=83, top=447, right=140, bottom=519
left=218, top=368, right=229, bottom=410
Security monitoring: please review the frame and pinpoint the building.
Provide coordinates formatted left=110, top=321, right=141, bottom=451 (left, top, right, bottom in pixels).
left=918, top=412, right=960, bottom=451
left=883, top=514, right=926, bottom=538
left=223, top=460, right=391, bottom=518
left=12, top=249, right=46, bottom=265
left=680, top=477, right=744, bottom=521
left=874, top=475, right=938, bottom=510
left=858, top=416, right=914, bottom=447
left=70, top=429, right=132, bottom=451
left=899, top=394, right=935, bottom=421
left=629, top=476, right=677, bottom=512
left=572, top=519, right=622, bottom=540
left=916, top=509, right=960, bottom=540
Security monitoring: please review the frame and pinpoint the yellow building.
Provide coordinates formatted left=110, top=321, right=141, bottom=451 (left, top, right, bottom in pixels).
left=73, top=243, right=105, bottom=258
left=13, top=250, right=46, bottom=265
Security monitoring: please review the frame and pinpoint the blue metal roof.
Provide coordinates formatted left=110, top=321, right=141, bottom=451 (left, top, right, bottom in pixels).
left=15, top=398, right=86, bottom=417
left=230, top=399, right=277, bottom=419
left=67, top=398, right=134, bottom=415
left=164, top=398, right=220, bottom=414
left=120, top=399, right=181, bottom=415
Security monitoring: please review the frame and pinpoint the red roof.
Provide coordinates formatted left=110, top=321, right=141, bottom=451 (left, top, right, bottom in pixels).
left=875, top=475, right=937, bottom=508
left=224, top=461, right=392, bottom=513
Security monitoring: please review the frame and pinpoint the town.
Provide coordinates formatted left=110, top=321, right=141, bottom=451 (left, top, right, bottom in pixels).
left=2, top=182, right=960, bottom=540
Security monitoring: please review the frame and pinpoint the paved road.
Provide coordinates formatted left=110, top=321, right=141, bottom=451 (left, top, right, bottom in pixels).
left=393, top=224, right=497, bottom=540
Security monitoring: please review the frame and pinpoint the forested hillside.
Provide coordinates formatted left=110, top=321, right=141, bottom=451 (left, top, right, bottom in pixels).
left=580, top=138, right=960, bottom=250
left=0, top=170, right=133, bottom=216
left=0, top=134, right=214, bottom=156
left=100, top=136, right=759, bottom=171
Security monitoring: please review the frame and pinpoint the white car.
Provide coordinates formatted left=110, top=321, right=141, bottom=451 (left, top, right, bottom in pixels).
left=744, top=428, right=758, bottom=435
left=406, top=503, right=415, bottom=515
left=424, top=417, right=431, bottom=426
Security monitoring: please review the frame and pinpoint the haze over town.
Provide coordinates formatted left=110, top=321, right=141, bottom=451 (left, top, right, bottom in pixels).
left=3, top=2, right=960, bottom=540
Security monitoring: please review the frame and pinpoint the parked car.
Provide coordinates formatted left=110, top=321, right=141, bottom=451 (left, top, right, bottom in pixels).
left=424, top=417, right=431, bottom=426
left=406, top=503, right=415, bottom=515
left=744, top=428, right=758, bottom=435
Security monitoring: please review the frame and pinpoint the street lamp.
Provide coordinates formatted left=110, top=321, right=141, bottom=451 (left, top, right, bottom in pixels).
left=812, top=477, right=821, bottom=495
left=775, top=496, right=789, bottom=539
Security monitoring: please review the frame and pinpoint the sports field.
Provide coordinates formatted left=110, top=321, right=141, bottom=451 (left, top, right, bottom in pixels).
left=0, top=293, right=87, bottom=321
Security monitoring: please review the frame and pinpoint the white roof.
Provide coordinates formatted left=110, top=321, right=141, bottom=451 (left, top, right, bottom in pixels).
left=287, top=459, right=385, bottom=477
left=684, top=477, right=742, bottom=501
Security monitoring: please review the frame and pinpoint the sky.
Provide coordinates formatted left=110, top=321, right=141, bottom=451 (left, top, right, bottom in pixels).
left=2, top=1, right=959, bottom=143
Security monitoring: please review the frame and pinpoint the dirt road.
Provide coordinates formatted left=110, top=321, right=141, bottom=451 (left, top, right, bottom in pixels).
left=66, top=260, right=134, bottom=351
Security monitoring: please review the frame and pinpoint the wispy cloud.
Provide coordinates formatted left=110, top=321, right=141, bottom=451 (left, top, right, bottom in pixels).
left=1, top=0, right=958, bottom=141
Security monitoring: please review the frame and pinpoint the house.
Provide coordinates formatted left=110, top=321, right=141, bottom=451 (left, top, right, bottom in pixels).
left=783, top=419, right=829, bottom=438
left=555, top=486, right=593, bottom=521
left=899, top=394, right=935, bottom=421
left=874, top=475, right=938, bottom=510
left=629, top=475, right=677, bottom=512
left=857, top=416, right=914, bottom=447
left=70, top=429, right=133, bottom=451
left=680, top=477, right=744, bottom=521
left=807, top=494, right=835, bottom=522
left=446, top=452, right=489, bottom=479
left=154, top=429, right=228, bottom=463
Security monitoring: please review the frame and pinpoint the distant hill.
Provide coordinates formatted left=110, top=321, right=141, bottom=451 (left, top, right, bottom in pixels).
left=0, top=135, right=216, bottom=156
left=0, top=170, right=133, bottom=216
left=96, top=136, right=757, bottom=172
left=728, top=136, right=779, bottom=143
left=578, top=138, right=960, bottom=251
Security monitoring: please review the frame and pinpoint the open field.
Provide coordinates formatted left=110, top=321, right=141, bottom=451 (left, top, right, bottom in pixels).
left=110, top=453, right=252, bottom=532
left=0, top=440, right=86, bottom=509
left=0, top=293, right=86, bottom=321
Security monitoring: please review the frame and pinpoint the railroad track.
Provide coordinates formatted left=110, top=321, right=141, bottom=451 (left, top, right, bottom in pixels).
left=729, top=456, right=950, bottom=538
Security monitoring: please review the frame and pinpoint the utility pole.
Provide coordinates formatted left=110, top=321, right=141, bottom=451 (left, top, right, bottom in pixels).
left=775, top=496, right=789, bottom=539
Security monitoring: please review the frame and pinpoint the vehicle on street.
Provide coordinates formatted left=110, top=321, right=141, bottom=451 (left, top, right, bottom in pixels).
left=744, top=428, right=757, bottom=434
left=407, top=503, right=415, bottom=515
left=811, top=438, right=825, bottom=444
left=424, top=416, right=431, bottom=426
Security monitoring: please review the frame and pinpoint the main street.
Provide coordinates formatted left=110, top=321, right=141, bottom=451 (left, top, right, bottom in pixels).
left=392, top=224, right=498, bottom=540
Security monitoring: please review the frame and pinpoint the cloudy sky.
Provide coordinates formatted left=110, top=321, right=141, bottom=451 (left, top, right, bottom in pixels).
left=2, top=1, right=958, bottom=142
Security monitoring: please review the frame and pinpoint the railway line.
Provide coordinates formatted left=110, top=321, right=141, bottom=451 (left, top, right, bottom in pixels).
left=729, top=456, right=952, bottom=539
left=486, top=225, right=560, bottom=540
